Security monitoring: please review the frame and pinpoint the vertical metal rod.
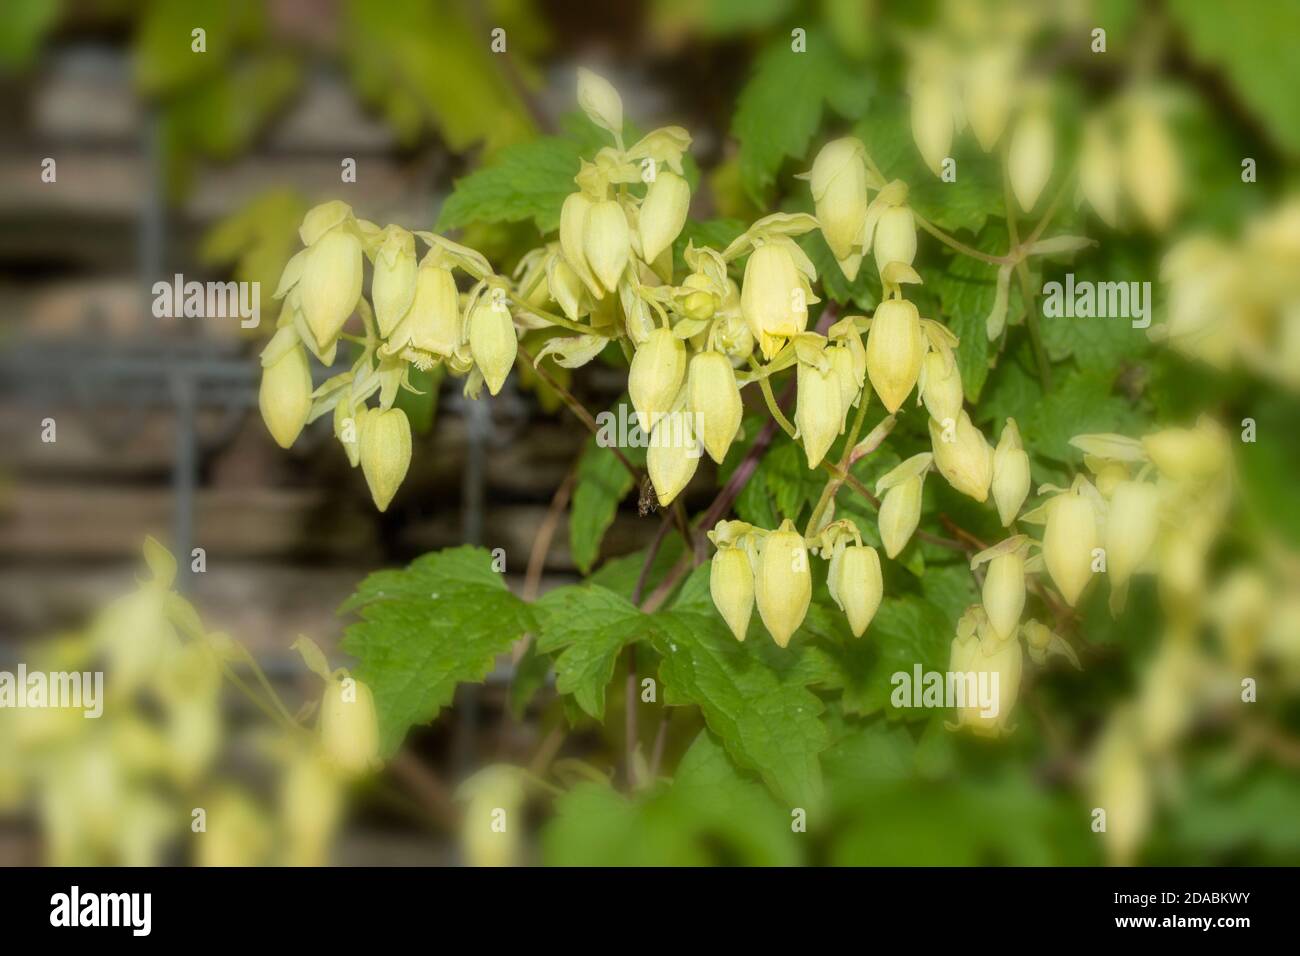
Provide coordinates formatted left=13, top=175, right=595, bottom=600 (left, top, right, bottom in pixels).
left=172, top=371, right=196, bottom=593
left=451, top=392, right=491, bottom=781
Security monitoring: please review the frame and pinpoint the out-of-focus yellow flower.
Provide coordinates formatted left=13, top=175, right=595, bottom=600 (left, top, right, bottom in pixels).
left=320, top=675, right=381, bottom=777
left=458, top=765, right=527, bottom=867
left=1008, top=98, right=1053, bottom=212
left=197, top=789, right=272, bottom=867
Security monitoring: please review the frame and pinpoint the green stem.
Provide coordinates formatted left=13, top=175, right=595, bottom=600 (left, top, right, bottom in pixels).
left=220, top=661, right=304, bottom=737
left=505, top=290, right=594, bottom=335
left=751, top=358, right=797, bottom=439
left=804, top=393, right=872, bottom=537
left=1004, top=158, right=1052, bottom=392
left=914, top=212, right=1012, bottom=266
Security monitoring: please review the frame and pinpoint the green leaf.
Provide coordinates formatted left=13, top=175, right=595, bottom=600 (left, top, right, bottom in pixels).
left=437, top=134, right=585, bottom=234
left=1169, top=0, right=1300, bottom=154
left=342, top=0, right=534, bottom=154
left=829, top=771, right=1087, bottom=865
left=971, top=343, right=1042, bottom=428
left=508, top=638, right=550, bottom=719
left=800, top=229, right=881, bottom=311
left=648, top=565, right=831, bottom=807
left=541, top=730, right=801, bottom=866
left=1023, top=368, right=1143, bottom=465
left=817, top=595, right=954, bottom=719
left=588, top=535, right=688, bottom=603
left=1037, top=240, right=1154, bottom=371
left=732, top=30, right=872, bottom=205
left=341, top=546, right=535, bottom=754
left=534, top=584, right=648, bottom=720
left=928, top=228, right=1026, bottom=403
left=855, top=97, right=1006, bottom=235
left=0, top=0, right=61, bottom=71
left=569, top=433, right=638, bottom=575
left=763, top=439, right=824, bottom=523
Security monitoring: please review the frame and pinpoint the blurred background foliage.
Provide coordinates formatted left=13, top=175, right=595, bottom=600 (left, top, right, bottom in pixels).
left=2, top=0, right=1299, bottom=866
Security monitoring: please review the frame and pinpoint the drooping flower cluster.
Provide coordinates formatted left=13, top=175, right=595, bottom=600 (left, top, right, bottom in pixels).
left=2, top=539, right=368, bottom=866
left=1156, top=198, right=1300, bottom=389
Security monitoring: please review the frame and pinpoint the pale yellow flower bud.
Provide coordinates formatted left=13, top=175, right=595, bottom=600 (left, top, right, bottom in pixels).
left=1079, top=117, right=1120, bottom=228
left=320, top=675, right=381, bottom=776
left=830, top=544, right=882, bottom=637
left=911, top=75, right=954, bottom=176
left=583, top=199, right=632, bottom=293
left=386, top=260, right=461, bottom=358
left=372, top=227, right=418, bottom=337
left=982, top=550, right=1026, bottom=640
left=1008, top=105, right=1053, bottom=212
left=299, top=200, right=352, bottom=246
left=628, top=326, right=685, bottom=432
left=920, top=349, right=963, bottom=423
left=865, top=298, right=924, bottom=413
left=1106, top=480, right=1159, bottom=590
left=949, top=609, right=1022, bottom=735
left=469, top=297, right=517, bottom=396
left=646, top=414, right=699, bottom=507
left=964, top=47, right=1013, bottom=152
left=875, top=452, right=931, bottom=558
left=359, top=407, right=412, bottom=512
left=795, top=359, right=843, bottom=469
left=1093, top=461, right=1129, bottom=498
left=755, top=521, right=812, bottom=647
left=258, top=332, right=312, bottom=450
left=577, top=67, right=623, bottom=136
left=929, top=411, right=993, bottom=502
left=1123, top=103, right=1179, bottom=231
left=991, top=418, right=1030, bottom=526
left=197, top=789, right=271, bottom=867
left=547, top=254, right=586, bottom=321
left=639, top=170, right=691, bottom=263
left=300, top=226, right=363, bottom=350
left=711, top=546, right=755, bottom=642
left=741, top=242, right=808, bottom=359
left=687, top=350, right=742, bottom=464
left=560, top=192, right=603, bottom=296
left=279, top=752, right=343, bottom=867
left=1043, top=490, right=1098, bottom=606
left=807, top=138, right=869, bottom=261
left=873, top=204, right=917, bottom=276
left=1141, top=420, right=1228, bottom=482
left=1089, top=709, right=1150, bottom=866
left=458, top=766, right=527, bottom=868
